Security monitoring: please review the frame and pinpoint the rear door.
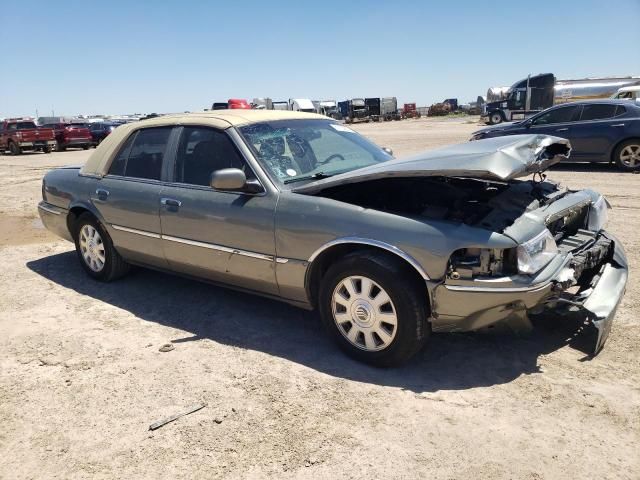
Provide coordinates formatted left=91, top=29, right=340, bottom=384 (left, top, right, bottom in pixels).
left=91, top=126, right=176, bottom=267
left=567, top=104, right=628, bottom=161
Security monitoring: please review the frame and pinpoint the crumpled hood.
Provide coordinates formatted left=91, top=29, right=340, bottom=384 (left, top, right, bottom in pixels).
left=292, top=134, right=571, bottom=194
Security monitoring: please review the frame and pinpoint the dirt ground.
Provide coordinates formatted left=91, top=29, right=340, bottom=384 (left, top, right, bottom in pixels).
left=1, top=116, right=638, bottom=479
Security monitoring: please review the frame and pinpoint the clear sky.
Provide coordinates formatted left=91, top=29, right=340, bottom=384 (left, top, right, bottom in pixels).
left=1, top=0, right=639, bottom=117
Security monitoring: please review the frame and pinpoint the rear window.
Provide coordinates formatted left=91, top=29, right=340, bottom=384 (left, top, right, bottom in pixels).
left=108, top=127, right=172, bottom=180
left=579, top=104, right=620, bottom=121
left=12, top=122, right=37, bottom=129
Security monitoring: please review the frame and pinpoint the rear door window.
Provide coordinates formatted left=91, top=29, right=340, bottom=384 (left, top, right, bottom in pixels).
left=108, top=127, right=172, bottom=180
left=579, top=104, right=619, bottom=121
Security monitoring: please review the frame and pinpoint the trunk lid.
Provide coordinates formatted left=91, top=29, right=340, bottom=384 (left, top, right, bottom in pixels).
left=292, top=134, right=570, bottom=194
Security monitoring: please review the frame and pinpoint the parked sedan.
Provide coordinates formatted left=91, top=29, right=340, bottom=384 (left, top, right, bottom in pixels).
left=89, top=122, right=119, bottom=146
left=471, top=100, right=640, bottom=171
left=38, top=110, right=627, bottom=366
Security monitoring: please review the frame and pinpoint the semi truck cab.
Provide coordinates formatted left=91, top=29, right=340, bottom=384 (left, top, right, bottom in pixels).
left=482, top=73, right=556, bottom=125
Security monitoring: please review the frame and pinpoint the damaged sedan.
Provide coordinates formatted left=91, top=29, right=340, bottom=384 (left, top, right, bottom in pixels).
left=38, top=110, right=628, bottom=366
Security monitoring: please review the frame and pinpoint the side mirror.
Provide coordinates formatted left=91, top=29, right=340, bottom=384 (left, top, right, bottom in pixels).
left=210, top=168, right=247, bottom=191
left=523, top=119, right=533, bottom=128
left=382, top=147, right=393, bottom=156
left=210, top=168, right=263, bottom=194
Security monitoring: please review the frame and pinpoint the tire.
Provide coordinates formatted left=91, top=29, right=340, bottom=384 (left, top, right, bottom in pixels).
left=489, top=112, right=503, bottom=125
left=56, top=141, right=66, bottom=152
left=82, top=145, right=89, bottom=150
left=9, top=141, right=21, bottom=155
left=73, top=213, right=130, bottom=282
left=613, top=139, right=640, bottom=172
left=318, top=251, right=430, bottom=367
left=42, top=146, right=51, bottom=154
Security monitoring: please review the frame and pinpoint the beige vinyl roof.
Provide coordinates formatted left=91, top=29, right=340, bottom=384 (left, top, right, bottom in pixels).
left=81, top=110, right=327, bottom=176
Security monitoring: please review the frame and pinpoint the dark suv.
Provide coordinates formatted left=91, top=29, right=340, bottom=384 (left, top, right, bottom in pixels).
left=471, top=100, right=640, bottom=171
left=89, top=122, right=119, bottom=146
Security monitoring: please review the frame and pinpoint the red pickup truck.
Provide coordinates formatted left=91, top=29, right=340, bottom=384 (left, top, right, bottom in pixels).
left=0, top=119, right=57, bottom=154
left=40, top=122, right=93, bottom=151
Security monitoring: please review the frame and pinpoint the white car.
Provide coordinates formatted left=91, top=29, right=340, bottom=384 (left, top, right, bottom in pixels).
left=611, top=86, right=640, bottom=101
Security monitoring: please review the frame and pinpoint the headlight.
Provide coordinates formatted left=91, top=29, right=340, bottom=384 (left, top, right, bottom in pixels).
left=588, top=195, right=609, bottom=231
left=517, top=229, right=558, bottom=274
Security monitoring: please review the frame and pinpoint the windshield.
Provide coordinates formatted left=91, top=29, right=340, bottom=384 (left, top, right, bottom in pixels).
left=238, top=119, right=392, bottom=184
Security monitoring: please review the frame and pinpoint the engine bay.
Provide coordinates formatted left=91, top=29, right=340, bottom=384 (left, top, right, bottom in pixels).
left=310, top=176, right=566, bottom=233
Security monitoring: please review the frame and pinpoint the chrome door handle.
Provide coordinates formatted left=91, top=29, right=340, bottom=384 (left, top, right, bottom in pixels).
left=555, top=128, right=569, bottom=132
left=161, top=198, right=182, bottom=207
left=611, top=123, right=625, bottom=127
left=95, top=188, right=110, bottom=197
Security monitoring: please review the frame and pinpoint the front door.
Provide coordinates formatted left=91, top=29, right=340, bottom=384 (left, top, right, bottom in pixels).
left=527, top=104, right=581, bottom=159
left=91, top=126, right=175, bottom=267
left=159, top=126, right=278, bottom=295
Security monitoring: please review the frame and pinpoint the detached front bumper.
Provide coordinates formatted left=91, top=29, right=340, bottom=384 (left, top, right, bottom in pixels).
left=431, top=231, right=628, bottom=354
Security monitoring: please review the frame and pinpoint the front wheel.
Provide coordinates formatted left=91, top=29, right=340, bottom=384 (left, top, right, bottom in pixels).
left=318, top=252, right=430, bottom=367
left=614, top=140, right=640, bottom=172
left=488, top=112, right=503, bottom=125
left=73, top=213, right=130, bottom=281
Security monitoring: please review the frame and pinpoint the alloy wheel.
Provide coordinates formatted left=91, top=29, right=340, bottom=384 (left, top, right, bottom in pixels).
left=79, top=224, right=106, bottom=272
left=331, top=275, right=398, bottom=351
left=619, top=144, right=640, bottom=168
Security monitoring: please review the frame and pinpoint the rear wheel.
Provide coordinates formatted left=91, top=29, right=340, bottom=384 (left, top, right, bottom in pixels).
left=614, top=140, right=640, bottom=172
left=318, top=251, right=430, bottom=367
left=73, top=213, right=130, bottom=281
left=9, top=141, right=21, bottom=155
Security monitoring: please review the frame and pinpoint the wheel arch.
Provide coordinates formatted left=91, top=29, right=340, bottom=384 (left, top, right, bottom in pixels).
left=304, top=238, right=429, bottom=309
left=66, top=201, right=106, bottom=236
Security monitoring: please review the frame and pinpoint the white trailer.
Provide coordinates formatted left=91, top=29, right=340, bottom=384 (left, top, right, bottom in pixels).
left=288, top=98, right=316, bottom=113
